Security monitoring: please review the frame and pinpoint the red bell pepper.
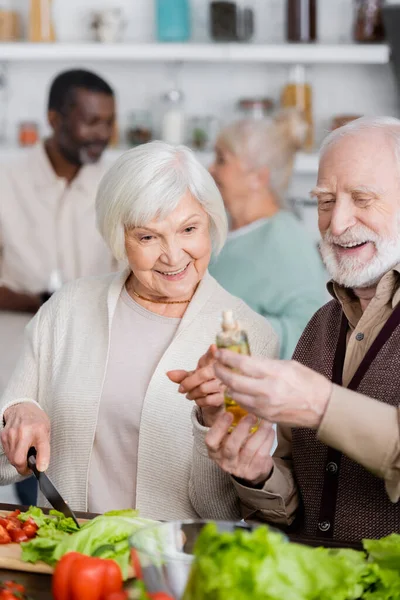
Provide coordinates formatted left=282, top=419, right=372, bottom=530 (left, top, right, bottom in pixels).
left=52, top=552, right=124, bottom=600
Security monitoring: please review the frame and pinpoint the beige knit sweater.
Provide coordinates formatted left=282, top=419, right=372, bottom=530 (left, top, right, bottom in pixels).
left=0, top=269, right=278, bottom=520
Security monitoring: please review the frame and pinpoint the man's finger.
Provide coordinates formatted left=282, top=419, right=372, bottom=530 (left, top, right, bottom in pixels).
left=222, top=415, right=258, bottom=460
left=166, top=370, right=189, bottom=384
left=216, top=350, right=277, bottom=378
left=215, top=363, right=268, bottom=397
left=206, top=412, right=233, bottom=453
left=240, top=420, right=274, bottom=466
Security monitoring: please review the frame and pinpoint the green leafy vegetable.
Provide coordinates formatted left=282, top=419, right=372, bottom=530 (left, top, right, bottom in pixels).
left=20, top=507, right=156, bottom=579
left=18, top=506, right=79, bottom=533
left=182, top=523, right=384, bottom=600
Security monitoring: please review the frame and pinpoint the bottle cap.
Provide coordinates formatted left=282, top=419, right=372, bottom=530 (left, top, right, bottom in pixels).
left=222, top=310, right=236, bottom=331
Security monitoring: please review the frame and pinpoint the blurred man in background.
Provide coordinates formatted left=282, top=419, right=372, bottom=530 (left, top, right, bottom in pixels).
left=0, top=69, right=116, bottom=504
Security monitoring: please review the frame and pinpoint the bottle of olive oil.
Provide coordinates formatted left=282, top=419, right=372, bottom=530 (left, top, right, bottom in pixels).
left=216, top=310, right=253, bottom=430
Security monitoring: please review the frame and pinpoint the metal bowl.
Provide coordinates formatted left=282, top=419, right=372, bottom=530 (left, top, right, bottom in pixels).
left=129, top=520, right=258, bottom=599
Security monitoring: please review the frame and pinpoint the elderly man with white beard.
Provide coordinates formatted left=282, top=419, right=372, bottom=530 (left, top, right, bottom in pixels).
left=189, top=116, right=400, bottom=543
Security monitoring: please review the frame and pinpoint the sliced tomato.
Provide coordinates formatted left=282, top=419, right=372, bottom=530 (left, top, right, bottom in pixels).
left=8, top=510, right=21, bottom=518
left=22, top=524, right=37, bottom=539
left=148, top=593, right=175, bottom=600
left=5, top=518, right=21, bottom=532
left=0, top=519, right=9, bottom=529
left=8, top=529, right=28, bottom=543
left=0, top=525, right=11, bottom=544
left=22, top=516, right=38, bottom=529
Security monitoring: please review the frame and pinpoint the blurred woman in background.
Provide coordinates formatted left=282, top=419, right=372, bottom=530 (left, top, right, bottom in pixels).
left=209, top=110, right=326, bottom=359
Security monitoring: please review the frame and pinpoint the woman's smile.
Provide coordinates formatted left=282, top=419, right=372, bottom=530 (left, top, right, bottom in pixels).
left=154, top=262, right=191, bottom=281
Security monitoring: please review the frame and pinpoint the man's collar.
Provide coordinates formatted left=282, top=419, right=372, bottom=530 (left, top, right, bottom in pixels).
left=327, top=263, right=400, bottom=319
left=33, top=140, right=106, bottom=195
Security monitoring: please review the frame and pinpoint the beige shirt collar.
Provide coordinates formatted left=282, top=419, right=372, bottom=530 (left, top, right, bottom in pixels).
left=31, top=141, right=105, bottom=196
left=327, top=264, right=400, bottom=329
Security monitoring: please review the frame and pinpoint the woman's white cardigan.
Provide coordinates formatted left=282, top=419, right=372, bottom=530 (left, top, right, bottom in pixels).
left=0, top=269, right=278, bottom=520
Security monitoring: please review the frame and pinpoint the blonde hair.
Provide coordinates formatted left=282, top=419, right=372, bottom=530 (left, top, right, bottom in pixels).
left=218, top=109, right=307, bottom=202
left=96, top=141, right=228, bottom=262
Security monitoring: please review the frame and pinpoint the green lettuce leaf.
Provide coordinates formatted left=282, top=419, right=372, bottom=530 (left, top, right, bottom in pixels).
left=183, top=523, right=369, bottom=600
left=21, top=508, right=156, bottom=579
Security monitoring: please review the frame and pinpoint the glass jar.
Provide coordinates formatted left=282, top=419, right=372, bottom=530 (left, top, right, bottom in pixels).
left=280, top=65, right=313, bottom=151
left=0, top=1, right=21, bottom=41
left=209, top=1, right=254, bottom=42
left=236, top=98, right=274, bottom=120
left=29, top=0, right=56, bottom=42
left=287, top=0, right=317, bottom=43
left=155, top=0, right=191, bottom=42
left=18, top=122, right=39, bottom=147
left=188, top=116, right=219, bottom=151
left=161, top=88, right=185, bottom=146
left=353, top=0, right=385, bottom=43
left=126, top=111, right=153, bottom=147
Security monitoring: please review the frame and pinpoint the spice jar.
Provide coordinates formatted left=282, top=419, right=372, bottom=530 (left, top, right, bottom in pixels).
left=126, top=111, right=153, bottom=147
left=353, top=0, right=385, bottom=43
left=18, top=122, right=39, bottom=147
left=280, top=65, right=313, bottom=151
left=209, top=1, right=254, bottom=42
left=29, top=0, right=56, bottom=42
left=287, top=0, right=317, bottom=43
left=0, top=2, right=20, bottom=41
left=236, top=98, right=274, bottom=120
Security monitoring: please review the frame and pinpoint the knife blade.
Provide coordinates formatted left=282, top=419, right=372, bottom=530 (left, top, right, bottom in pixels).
left=27, top=447, right=80, bottom=528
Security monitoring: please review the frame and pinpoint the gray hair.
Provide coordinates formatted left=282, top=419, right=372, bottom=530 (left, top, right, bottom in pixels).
left=320, top=116, right=400, bottom=162
left=96, top=141, right=228, bottom=262
left=217, top=109, right=308, bottom=203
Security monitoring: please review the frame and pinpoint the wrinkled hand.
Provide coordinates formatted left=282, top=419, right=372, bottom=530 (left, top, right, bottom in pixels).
left=1, top=403, right=50, bottom=475
left=167, top=345, right=226, bottom=427
left=206, top=412, right=275, bottom=486
left=214, top=351, right=332, bottom=429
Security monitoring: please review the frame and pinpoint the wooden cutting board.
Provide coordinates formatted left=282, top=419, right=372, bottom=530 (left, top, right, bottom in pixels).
left=0, top=511, right=134, bottom=577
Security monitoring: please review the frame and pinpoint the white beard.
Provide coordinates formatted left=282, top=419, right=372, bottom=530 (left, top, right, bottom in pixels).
left=319, top=220, right=400, bottom=288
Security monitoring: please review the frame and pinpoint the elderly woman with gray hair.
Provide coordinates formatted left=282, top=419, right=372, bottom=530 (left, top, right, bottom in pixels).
left=0, top=141, right=277, bottom=520
left=209, top=110, right=326, bottom=359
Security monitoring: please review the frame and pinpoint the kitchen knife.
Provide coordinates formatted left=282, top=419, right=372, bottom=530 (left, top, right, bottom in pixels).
left=27, top=447, right=80, bottom=528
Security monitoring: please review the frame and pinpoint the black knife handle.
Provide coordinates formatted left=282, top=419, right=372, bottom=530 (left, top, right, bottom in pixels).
left=27, top=447, right=40, bottom=478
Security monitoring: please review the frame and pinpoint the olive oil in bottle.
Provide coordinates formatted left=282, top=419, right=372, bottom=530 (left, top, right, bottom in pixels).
left=216, top=310, right=256, bottom=430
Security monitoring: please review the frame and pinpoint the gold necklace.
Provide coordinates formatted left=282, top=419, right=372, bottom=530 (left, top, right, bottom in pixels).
left=131, top=289, right=192, bottom=305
